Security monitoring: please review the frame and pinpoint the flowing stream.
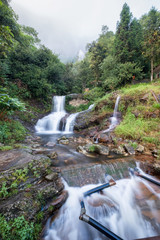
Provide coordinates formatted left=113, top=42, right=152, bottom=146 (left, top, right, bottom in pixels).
left=44, top=161, right=160, bottom=240
left=35, top=95, right=160, bottom=240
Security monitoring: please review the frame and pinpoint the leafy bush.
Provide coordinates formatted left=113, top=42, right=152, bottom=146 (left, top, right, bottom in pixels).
left=0, top=215, right=34, bottom=240
left=0, top=120, right=26, bottom=144
left=0, top=88, right=26, bottom=117
left=117, top=62, right=143, bottom=85
left=83, top=87, right=105, bottom=102
left=103, top=76, right=121, bottom=91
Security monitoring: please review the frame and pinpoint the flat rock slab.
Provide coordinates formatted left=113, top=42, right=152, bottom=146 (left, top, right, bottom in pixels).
left=0, top=148, right=50, bottom=171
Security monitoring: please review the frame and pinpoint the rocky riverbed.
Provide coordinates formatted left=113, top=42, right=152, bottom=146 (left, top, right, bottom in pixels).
left=0, top=131, right=159, bottom=239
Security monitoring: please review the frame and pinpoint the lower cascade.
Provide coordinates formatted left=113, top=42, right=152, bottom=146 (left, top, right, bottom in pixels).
left=44, top=164, right=160, bottom=240
left=35, top=96, right=79, bottom=134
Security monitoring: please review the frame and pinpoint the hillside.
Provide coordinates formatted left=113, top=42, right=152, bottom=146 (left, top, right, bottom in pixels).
left=74, top=80, right=160, bottom=167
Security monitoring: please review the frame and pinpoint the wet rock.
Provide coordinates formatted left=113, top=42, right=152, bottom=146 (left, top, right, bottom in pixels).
left=46, top=142, right=56, bottom=148
left=97, top=145, right=109, bottom=155
left=152, top=149, right=158, bottom=158
left=33, top=136, right=42, bottom=142
left=32, top=148, right=50, bottom=154
left=59, top=139, right=69, bottom=145
left=50, top=190, right=68, bottom=210
left=111, top=148, right=123, bottom=155
left=153, top=163, right=160, bottom=174
left=124, top=144, right=135, bottom=155
left=77, top=144, right=109, bottom=156
left=47, top=151, right=58, bottom=159
left=32, top=143, right=41, bottom=148
left=118, top=146, right=126, bottom=155
left=136, top=144, right=145, bottom=153
left=98, top=133, right=111, bottom=143
left=57, top=136, right=69, bottom=145
left=45, top=172, right=58, bottom=181
left=76, top=145, right=96, bottom=158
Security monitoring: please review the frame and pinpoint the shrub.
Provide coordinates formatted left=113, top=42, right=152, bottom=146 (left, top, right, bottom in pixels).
left=83, top=87, right=105, bottom=102
left=0, top=120, right=27, bottom=144
left=0, top=89, right=26, bottom=115
left=0, top=215, right=34, bottom=240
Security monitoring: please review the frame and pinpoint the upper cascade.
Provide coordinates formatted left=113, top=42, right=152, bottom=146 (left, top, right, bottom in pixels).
left=35, top=96, right=93, bottom=134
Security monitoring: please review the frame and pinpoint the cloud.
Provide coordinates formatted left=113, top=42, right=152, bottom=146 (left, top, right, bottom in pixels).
left=11, top=0, right=160, bottom=62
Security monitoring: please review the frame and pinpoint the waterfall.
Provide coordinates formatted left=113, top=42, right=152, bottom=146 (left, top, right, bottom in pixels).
left=35, top=96, right=67, bottom=134
left=64, top=113, right=79, bottom=133
left=44, top=171, right=160, bottom=240
left=35, top=96, right=93, bottom=134
left=103, top=95, right=120, bottom=133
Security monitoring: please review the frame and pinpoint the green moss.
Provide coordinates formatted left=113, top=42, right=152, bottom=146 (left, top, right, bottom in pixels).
left=0, top=146, right=13, bottom=151
left=88, top=145, right=100, bottom=154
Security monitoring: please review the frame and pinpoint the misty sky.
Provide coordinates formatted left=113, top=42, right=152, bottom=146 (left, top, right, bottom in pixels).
left=11, top=0, right=160, bottom=62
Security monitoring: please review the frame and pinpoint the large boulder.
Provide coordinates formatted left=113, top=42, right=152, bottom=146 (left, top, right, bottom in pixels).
left=77, top=144, right=109, bottom=156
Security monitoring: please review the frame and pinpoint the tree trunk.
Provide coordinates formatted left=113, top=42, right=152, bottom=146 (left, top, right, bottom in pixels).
left=150, top=52, right=153, bottom=82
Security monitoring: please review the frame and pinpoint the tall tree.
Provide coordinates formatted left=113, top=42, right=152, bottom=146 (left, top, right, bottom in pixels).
left=114, top=3, right=132, bottom=63
left=128, top=18, right=144, bottom=65
left=87, top=26, right=114, bottom=86
left=140, top=8, right=160, bottom=81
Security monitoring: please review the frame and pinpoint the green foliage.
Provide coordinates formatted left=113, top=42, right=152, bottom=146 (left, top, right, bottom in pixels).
left=115, top=110, right=160, bottom=145
left=0, top=89, right=26, bottom=114
left=0, top=120, right=26, bottom=144
left=152, top=103, right=160, bottom=109
left=12, top=168, right=29, bottom=182
left=129, top=141, right=138, bottom=150
left=0, top=182, right=8, bottom=198
left=88, top=145, right=100, bottom=154
left=140, top=7, right=160, bottom=80
left=114, top=3, right=132, bottom=63
left=0, top=215, right=34, bottom=240
left=83, top=87, right=105, bottom=102
left=0, top=145, right=13, bottom=151
left=103, top=76, right=121, bottom=91
left=117, top=62, right=143, bottom=85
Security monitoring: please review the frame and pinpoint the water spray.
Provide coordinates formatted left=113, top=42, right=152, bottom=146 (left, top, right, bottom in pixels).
left=79, top=176, right=123, bottom=240
left=129, top=167, right=160, bottom=187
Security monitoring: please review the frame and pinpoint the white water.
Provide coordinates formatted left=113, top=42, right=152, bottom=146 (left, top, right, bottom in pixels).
left=35, top=96, right=66, bottom=134
left=64, top=113, right=79, bottom=133
left=103, top=95, right=121, bottom=133
left=35, top=96, right=94, bottom=135
left=45, top=173, right=160, bottom=240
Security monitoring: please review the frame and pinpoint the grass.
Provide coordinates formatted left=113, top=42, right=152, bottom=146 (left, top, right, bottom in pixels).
left=115, top=111, right=160, bottom=145
left=119, top=80, right=160, bottom=96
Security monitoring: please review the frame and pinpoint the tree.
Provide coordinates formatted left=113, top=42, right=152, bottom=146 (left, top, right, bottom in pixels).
left=140, top=8, right=160, bottom=81
left=87, top=26, right=114, bottom=86
left=114, top=3, right=132, bottom=63
left=128, top=18, right=144, bottom=65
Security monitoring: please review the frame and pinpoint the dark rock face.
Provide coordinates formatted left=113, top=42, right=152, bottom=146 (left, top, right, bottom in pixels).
left=0, top=157, right=65, bottom=223
left=0, top=136, right=66, bottom=238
